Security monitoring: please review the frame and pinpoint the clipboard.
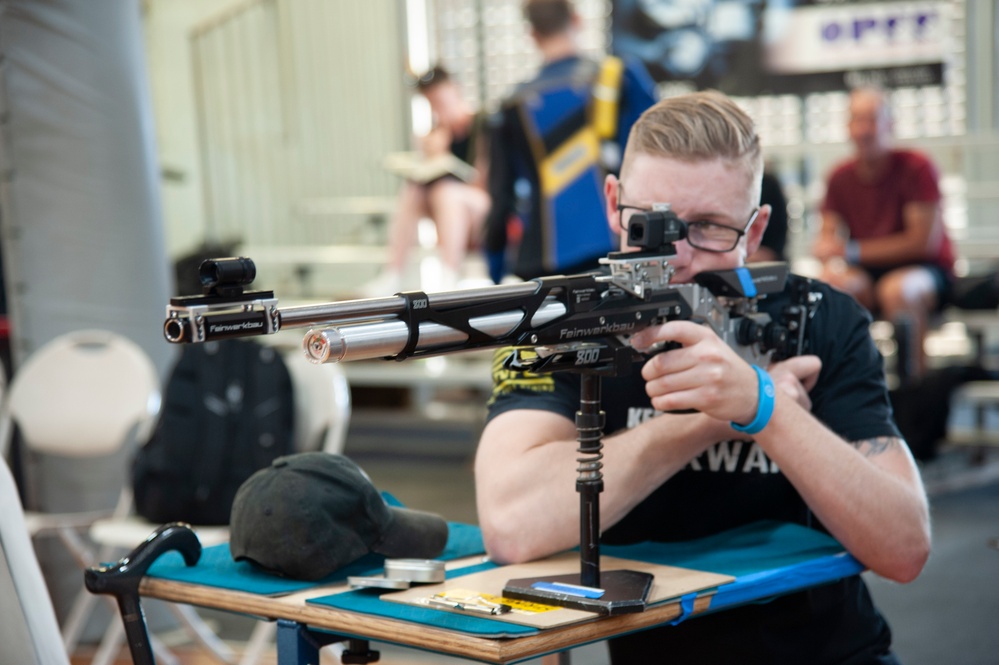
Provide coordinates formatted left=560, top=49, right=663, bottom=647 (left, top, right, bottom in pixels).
left=381, top=552, right=733, bottom=629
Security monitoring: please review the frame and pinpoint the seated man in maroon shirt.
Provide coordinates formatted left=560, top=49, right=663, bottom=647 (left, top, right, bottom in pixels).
left=813, top=86, right=956, bottom=378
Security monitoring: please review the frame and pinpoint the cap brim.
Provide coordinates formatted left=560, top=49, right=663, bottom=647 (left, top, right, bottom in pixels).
left=373, top=507, right=449, bottom=559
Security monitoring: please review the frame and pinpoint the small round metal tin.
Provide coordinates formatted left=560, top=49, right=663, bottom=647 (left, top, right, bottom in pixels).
left=346, top=575, right=411, bottom=590
left=384, top=558, right=446, bottom=583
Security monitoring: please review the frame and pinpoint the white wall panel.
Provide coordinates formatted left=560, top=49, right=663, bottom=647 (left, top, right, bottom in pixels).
left=189, top=0, right=409, bottom=249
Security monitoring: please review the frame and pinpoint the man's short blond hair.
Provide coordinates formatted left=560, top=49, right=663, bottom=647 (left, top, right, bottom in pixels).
left=622, top=90, right=762, bottom=186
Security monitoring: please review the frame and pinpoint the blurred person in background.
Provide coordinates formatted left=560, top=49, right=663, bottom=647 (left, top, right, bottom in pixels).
left=366, top=65, right=490, bottom=295
left=484, top=0, right=657, bottom=283
left=813, top=86, right=956, bottom=379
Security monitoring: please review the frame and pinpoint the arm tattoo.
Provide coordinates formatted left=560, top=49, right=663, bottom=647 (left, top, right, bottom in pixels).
left=850, top=436, right=901, bottom=458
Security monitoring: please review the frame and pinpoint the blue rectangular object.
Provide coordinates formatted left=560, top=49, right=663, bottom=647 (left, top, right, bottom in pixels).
left=530, top=581, right=605, bottom=599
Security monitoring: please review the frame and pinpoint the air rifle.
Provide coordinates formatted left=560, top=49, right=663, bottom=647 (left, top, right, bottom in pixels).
left=163, top=211, right=815, bottom=377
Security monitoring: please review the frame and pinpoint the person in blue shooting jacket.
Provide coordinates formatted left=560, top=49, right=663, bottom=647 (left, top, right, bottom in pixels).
left=484, top=0, right=658, bottom=283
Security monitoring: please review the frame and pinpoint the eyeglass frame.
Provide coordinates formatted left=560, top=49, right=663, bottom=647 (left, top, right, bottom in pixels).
left=616, top=190, right=760, bottom=254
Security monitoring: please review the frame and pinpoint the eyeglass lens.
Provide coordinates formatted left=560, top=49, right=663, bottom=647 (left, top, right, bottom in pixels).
left=687, top=222, right=742, bottom=251
left=619, top=207, right=743, bottom=252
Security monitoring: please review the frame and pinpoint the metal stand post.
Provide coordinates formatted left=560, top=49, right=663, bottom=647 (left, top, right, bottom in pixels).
left=576, top=372, right=604, bottom=588
left=503, top=372, right=652, bottom=615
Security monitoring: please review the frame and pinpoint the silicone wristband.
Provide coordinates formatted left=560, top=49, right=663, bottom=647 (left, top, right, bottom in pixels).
left=844, top=240, right=861, bottom=265
left=731, top=365, right=775, bottom=435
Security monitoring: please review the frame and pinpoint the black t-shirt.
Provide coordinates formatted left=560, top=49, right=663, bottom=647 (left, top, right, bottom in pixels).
left=486, top=277, right=902, bottom=664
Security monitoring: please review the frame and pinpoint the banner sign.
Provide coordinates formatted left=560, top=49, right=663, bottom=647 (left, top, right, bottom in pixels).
left=611, top=0, right=953, bottom=96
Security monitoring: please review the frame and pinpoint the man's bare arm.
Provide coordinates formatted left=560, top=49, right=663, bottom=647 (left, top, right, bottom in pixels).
left=474, top=408, right=730, bottom=564
left=757, top=403, right=930, bottom=582
left=851, top=435, right=901, bottom=457
left=852, top=200, right=941, bottom=267
left=634, top=321, right=931, bottom=583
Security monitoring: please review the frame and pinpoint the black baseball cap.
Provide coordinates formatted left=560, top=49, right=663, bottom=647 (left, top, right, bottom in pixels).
left=229, top=452, right=449, bottom=581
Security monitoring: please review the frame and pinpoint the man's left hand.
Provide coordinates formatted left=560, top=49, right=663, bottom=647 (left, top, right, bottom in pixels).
left=768, top=355, right=822, bottom=411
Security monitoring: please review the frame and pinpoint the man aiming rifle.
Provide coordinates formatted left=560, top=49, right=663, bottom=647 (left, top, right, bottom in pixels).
left=161, top=91, right=928, bottom=665
left=475, top=90, right=929, bottom=664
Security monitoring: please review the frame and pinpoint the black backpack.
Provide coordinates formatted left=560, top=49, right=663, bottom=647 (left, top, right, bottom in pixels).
left=132, top=338, right=295, bottom=525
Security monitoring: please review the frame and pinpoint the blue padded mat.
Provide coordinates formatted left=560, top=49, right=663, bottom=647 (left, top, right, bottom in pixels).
left=602, top=520, right=864, bottom=623
left=146, top=521, right=485, bottom=596
left=147, top=519, right=863, bottom=634
left=304, top=520, right=863, bottom=635
left=601, top=519, right=851, bottom=575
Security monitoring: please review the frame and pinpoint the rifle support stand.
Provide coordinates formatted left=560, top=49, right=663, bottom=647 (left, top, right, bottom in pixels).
left=503, top=373, right=653, bottom=615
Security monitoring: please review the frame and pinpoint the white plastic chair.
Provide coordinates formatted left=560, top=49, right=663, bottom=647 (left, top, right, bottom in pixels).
left=0, top=329, right=166, bottom=662
left=88, top=345, right=352, bottom=665
left=0, top=329, right=159, bottom=462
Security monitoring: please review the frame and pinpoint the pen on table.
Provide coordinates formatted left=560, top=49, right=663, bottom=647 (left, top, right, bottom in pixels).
left=426, top=596, right=511, bottom=615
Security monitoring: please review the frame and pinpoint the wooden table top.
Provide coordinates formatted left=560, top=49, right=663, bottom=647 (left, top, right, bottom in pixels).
left=139, top=576, right=713, bottom=663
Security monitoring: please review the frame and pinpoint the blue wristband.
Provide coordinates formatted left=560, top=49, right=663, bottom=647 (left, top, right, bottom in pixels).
left=731, top=365, right=776, bottom=435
